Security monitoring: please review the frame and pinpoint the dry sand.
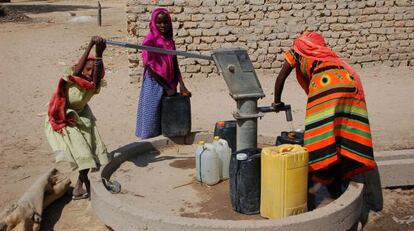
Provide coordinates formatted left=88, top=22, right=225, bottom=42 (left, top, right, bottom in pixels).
left=0, top=0, right=413, bottom=230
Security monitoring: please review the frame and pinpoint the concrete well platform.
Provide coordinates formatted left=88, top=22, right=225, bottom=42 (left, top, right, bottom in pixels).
left=90, top=133, right=366, bottom=231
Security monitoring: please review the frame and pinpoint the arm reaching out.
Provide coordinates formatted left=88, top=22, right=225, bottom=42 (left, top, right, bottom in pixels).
left=273, top=61, right=293, bottom=106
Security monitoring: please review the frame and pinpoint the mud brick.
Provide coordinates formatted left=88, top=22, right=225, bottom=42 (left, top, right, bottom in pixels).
left=241, top=20, right=250, bottom=27
left=271, top=60, right=283, bottom=68
left=326, top=17, right=338, bottom=23
left=223, top=6, right=237, bottom=13
left=202, top=28, right=218, bottom=36
left=382, top=21, right=394, bottom=27
left=363, top=7, right=376, bottom=15
left=338, top=2, right=347, bottom=9
left=186, top=65, right=201, bottom=73
left=158, top=0, right=173, bottom=6
left=349, top=9, right=362, bottom=16
left=376, top=7, right=388, bottom=14
left=292, top=4, right=303, bottom=10
left=218, top=27, right=230, bottom=36
left=268, top=11, right=280, bottom=19
left=358, top=2, right=366, bottom=8
left=183, top=7, right=199, bottom=13
left=240, top=13, right=255, bottom=20
left=326, top=3, right=337, bottom=10
left=330, top=24, right=344, bottom=31
left=191, top=14, right=203, bottom=21
left=187, top=29, right=201, bottom=36
left=201, top=66, right=214, bottom=73
left=238, top=5, right=250, bottom=12
left=250, top=0, right=265, bottom=5
left=214, top=0, right=229, bottom=5
left=183, top=22, right=197, bottom=29
left=395, top=0, right=410, bottom=6
left=201, top=1, right=214, bottom=6
left=227, top=12, right=239, bottom=20
left=226, top=19, right=241, bottom=26
left=348, top=2, right=357, bottom=9
left=224, top=35, right=237, bottom=42
left=199, top=22, right=214, bottom=29
left=315, top=3, right=324, bottom=10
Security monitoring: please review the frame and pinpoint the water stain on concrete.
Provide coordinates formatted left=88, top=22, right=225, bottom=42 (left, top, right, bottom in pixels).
left=180, top=180, right=264, bottom=220
left=169, top=158, right=195, bottom=169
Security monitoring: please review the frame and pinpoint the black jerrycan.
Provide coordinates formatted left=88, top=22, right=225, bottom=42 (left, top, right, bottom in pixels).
left=275, top=130, right=304, bottom=146
left=161, top=94, right=191, bottom=137
left=213, top=120, right=237, bottom=153
left=229, top=148, right=261, bottom=215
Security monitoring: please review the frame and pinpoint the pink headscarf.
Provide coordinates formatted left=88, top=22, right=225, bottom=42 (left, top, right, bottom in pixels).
left=142, top=8, right=179, bottom=90
left=292, top=32, right=365, bottom=99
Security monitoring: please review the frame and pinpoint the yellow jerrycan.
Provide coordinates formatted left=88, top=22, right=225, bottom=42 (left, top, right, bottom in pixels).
left=260, top=144, right=309, bottom=219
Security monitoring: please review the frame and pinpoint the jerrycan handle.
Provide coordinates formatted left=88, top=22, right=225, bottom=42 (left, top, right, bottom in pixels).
left=218, top=139, right=228, bottom=146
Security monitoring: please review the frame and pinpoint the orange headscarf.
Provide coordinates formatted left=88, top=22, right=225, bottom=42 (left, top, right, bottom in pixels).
left=292, top=32, right=365, bottom=99
left=48, top=55, right=103, bottom=132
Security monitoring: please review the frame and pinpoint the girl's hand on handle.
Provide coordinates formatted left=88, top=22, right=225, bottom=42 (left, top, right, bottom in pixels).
left=271, top=101, right=285, bottom=111
left=90, top=36, right=99, bottom=45
left=94, top=36, right=106, bottom=57
left=166, top=89, right=176, bottom=96
left=179, top=85, right=192, bottom=97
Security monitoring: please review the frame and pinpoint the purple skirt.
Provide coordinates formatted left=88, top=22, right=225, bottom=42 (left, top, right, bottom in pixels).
left=135, top=69, right=164, bottom=139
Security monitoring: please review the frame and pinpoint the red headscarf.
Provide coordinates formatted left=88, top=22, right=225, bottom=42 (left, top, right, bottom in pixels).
left=142, top=8, right=180, bottom=91
left=48, top=55, right=103, bottom=132
left=292, top=32, right=365, bottom=99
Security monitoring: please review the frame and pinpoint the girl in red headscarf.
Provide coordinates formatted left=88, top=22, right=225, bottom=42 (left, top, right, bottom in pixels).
left=135, top=8, right=191, bottom=139
left=45, top=36, right=108, bottom=200
left=273, top=32, right=379, bottom=204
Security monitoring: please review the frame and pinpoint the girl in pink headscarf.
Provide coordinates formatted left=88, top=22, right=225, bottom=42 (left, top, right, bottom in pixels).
left=273, top=32, right=381, bottom=217
left=136, top=8, right=191, bottom=139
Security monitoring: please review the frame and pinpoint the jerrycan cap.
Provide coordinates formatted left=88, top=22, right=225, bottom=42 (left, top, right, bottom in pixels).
left=295, top=128, right=304, bottom=133
left=236, top=153, right=248, bottom=161
left=213, top=136, right=220, bottom=140
left=216, top=121, right=225, bottom=127
left=198, top=140, right=205, bottom=145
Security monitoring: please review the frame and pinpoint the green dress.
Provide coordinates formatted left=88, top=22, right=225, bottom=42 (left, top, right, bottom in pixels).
left=45, top=74, right=109, bottom=171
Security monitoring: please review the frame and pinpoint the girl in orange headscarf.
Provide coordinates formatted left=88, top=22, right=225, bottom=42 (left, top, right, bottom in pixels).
left=273, top=32, right=378, bottom=202
left=45, top=36, right=109, bottom=200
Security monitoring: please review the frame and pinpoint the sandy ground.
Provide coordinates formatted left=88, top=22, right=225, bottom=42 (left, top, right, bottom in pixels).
left=0, top=0, right=414, bottom=230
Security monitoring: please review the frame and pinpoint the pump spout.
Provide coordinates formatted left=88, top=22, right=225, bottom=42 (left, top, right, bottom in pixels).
left=258, top=104, right=292, bottom=122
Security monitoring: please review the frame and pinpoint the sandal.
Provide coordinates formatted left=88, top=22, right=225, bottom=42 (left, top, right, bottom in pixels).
left=72, top=192, right=89, bottom=200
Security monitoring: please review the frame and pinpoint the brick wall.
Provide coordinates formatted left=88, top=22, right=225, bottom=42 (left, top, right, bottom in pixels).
left=126, top=0, right=414, bottom=83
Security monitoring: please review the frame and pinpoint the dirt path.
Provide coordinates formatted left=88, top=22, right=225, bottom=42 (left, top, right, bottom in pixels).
left=0, top=0, right=413, bottom=230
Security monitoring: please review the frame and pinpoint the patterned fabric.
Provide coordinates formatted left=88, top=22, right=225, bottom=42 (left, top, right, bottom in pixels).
left=285, top=50, right=375, bottom=183
left=135, top=69, right=164, bottom=139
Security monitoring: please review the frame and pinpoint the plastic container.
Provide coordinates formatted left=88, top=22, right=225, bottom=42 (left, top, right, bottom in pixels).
left=212, top=136, right=232, bottom=180
left=229, top=148, right=261, bottom=214
left=275, top=130, right=304, bottom=146
left=213, top=120, right=237, bottom=152
left=161, top=94, right=191, bottom=137
left=195, top=141, right=205, bottom=182
left=260, top=144, right=309, bottom=219
left=195, top=141, right=220, bottom=186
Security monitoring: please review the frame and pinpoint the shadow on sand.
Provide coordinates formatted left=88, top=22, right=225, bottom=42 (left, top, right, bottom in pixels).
left=40, top=189, right=72, bottom=231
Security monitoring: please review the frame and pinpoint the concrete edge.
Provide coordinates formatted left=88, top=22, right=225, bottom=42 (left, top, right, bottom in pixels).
left=377, top=158, right=414, bottom=187
left=375, top=149, right=414, bottom=161
left=91, top=133, right=364, bottom=231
